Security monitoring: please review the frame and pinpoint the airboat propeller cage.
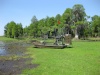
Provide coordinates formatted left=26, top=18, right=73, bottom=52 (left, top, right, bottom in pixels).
left=65, top=34, right=72, bottom=45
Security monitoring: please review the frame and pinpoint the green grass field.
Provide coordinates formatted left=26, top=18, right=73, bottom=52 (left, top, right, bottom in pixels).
left=22, top=41, right=100, bottom=75
left=0, top=36, right=100, bottom=75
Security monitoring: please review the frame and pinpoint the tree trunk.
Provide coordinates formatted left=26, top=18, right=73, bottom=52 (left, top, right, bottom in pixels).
left=74, top=27, right=79, bottom=39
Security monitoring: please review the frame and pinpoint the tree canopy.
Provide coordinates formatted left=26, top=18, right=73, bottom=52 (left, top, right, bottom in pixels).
left=4, top=4, right=100, bottom=39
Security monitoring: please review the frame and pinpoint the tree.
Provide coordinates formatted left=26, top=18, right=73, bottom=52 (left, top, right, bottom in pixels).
left=91, top=15, right=100, bottom=37
left=55, top=14, right=61, bottom=29
left=29, top=16, right=38, bottom=37
left=72, top=4, right=86, bottom=39
left=38, top=18, right=45, bottom=37
left=61, top=8, right=73, bottom=35
left=31, top=16, right=38, bottom=23
left=7, top=21, right=16, bottom=38
left=55, top=14, right=61, bottom=26
left=55, top=14, right=61, bottom=21
left=4, top=23, right=9, bottom=37
left=72, top=4, right=86, bottom=22
left=62, top=8, right=73, bottom=24
left=48, top=17, right=55, bottom=27
left=4, top=21, right=23, bottom=38
left=44, top=16, right=55, bottom=37
left=23, top=26, right=29, bottom=36
left=17, top=23, right=23, bottom=37
left=92, top=15, right=98, bottom=21
left=12, top=23, right=17, bottom=38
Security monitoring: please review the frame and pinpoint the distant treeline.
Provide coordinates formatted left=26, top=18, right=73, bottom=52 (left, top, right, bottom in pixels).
left=4, top=4, right=100, bottom=39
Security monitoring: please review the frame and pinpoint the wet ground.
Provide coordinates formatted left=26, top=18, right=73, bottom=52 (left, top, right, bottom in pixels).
left=0, top=58, right=39, bottom=75
left=0, top=41, right=30, bottom=56
left=0, top=41, right=38, bottom=75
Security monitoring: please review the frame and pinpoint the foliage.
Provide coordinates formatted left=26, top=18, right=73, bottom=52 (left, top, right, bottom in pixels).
left=62, top=8, right=73, bottom=24
left=4, top=21, right=23, bottom=38
left=91, top=15, right=100, bottom=37
left=4, top=4, right=100, bottom=39
left=72, top=4, right=86, bottom=22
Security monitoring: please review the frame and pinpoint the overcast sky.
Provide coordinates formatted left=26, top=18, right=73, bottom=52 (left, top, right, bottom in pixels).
left=0, top=0, right=100, bottom=36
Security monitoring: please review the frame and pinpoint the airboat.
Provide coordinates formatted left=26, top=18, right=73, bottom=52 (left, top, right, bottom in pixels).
left=32, top=34, right=72, bottom=49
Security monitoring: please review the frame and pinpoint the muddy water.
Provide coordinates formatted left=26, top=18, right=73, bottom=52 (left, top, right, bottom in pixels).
left=0, top=41, right=39, bottom=75
left=0, top=41, right=30, bottom=56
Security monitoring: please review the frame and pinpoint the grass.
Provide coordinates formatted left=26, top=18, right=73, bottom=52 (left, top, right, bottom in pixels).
left=88, top=37, right=100, bottom=41
left=0, top=36, right=100, bottom=75
left=22, top=41, right=100, bottom=75
left=0, top=36, right=30, bottom=43
left=0, top=36, right=18, bottom=41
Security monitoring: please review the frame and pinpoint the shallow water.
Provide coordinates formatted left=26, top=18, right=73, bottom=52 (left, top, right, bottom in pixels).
left=0, top=41, right=30, bottom=56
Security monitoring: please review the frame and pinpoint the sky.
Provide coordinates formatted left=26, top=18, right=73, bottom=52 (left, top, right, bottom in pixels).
left=0, top=0, right=100, bottom=36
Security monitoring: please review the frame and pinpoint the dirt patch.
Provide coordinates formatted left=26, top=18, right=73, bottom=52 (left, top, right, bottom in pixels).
left=0, top=58, right=39, bottom=75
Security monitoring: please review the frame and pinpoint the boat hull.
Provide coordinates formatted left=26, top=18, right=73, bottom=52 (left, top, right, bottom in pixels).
left=34, top=44, right=67, bottom=49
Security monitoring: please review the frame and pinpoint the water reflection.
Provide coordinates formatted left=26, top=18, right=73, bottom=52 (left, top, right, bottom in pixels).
left=0, top=41, right=30, bottom=56
left=0, top=41, right=7, bottom=56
